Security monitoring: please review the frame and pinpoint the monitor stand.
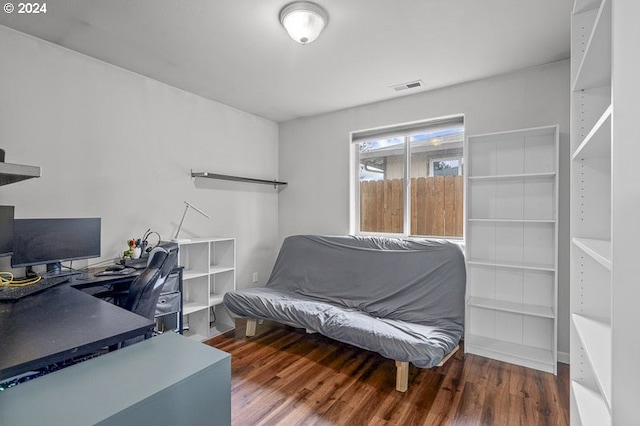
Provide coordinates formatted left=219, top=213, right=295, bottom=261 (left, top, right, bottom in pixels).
left=24, top=263, right=81, bottom=279
left=25, top=266, right=38, bottom=278
left=46, top=262, right=63, bottom=275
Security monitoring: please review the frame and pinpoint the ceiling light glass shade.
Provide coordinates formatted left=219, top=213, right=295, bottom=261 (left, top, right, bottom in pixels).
left=280, top=2, right=328, bottom=45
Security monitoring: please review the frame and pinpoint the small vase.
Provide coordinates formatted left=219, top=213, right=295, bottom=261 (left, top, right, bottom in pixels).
left=131, top=247, right=142, bottom=259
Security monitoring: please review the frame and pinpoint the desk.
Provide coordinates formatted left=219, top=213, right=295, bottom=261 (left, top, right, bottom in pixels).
left=69, top=267, right=143, bottom=290
left=0, top=273, right=154, bottom=381
left=71, top=267, right=184, bottom=334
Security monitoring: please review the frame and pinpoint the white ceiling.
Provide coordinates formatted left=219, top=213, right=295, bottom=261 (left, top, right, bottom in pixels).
left=0, top=0, right=572, bottom=123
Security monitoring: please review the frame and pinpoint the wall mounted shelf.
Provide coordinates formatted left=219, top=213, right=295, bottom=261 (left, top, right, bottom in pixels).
left=191, top=171, right=287, bottom=188
left=0, top=161, right=41, bottom=186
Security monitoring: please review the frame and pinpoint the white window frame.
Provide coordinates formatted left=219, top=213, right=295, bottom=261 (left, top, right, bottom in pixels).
left=349, top=115, right=465, bottom=239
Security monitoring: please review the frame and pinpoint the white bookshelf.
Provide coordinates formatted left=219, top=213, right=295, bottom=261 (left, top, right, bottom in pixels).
left=572, top=381, right=611, bottom=426
left=467, top=296, right=554, bottom=319
left=465, top=334, right=554, bottom=373
left=571, top=0, right=611, bottom=93
left=176, top=237, right=236, bottom=341
left=570, top=0, right=612, bottom=424
left=572, top=237, right=611, bottom=270
left=571, top=105, right=611, bottom=161
left=466, top=259, right=556, bottom=272
left=465, top=125, right=558, bottom=374
left=468, top=218, right=555, bottom=223
left=569, top=0, right=640, bottom=424
left=468, top=172, right=556, bottom=181
left=572, top=314, right=611, bottom=406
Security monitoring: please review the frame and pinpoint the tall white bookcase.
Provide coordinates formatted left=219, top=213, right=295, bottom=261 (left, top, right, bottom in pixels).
left=465, top=125, right=558, bottom=374
left=570, top=0, right=640, bottom=424
left=176, top=237, right=236, bottom=341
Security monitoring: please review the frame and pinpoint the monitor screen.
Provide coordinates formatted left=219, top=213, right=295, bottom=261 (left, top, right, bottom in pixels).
left=11, top=218, right=101, bottom=272
left=0, top=206, right=14, bottom=257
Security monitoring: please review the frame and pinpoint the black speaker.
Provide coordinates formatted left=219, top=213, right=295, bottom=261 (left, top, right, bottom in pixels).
left=0, top=205, right=14, bottom=257
left=0, top=149, right=5, bottom=162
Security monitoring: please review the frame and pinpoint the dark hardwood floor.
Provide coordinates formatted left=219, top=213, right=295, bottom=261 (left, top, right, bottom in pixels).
left=205, top=320, right=570, bottom=426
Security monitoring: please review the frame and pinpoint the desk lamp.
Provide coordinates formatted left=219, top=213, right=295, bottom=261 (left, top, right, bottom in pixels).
left=173, top=201, right=211, bottom=242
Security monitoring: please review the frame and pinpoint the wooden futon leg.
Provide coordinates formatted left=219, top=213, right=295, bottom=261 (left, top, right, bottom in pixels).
left=246, top=319, right=257, bottom=337
left=395, top=361, right=409, bottom=392
left=437, top=345, right=459, bottom=367
left=394, top=345, right=459, bottom=392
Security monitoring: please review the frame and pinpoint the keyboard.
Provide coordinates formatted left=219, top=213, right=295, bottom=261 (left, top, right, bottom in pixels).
left=41, top=270, right=81, bottom=279
left=0, top=276, right=71, bottom=301
left=0, top=349, right=107, bottom=391
left=94, top=268, right=136, bottom=277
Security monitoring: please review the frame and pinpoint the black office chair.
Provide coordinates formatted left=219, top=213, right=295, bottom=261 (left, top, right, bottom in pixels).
left=124, top=245, right=177, bottom=319
left=116, top=243, right=178, bottom=346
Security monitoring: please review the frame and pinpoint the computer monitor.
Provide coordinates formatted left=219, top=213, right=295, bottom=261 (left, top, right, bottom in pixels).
left=0, top=206, right=14, bottom=257
left=11, top=218, right=101, bottom=276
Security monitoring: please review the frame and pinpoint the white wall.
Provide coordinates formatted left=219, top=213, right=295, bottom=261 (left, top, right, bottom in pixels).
left=0, top=26, right=280, bottom=289
left=278, top=60, right=571, bottom=356
left=0, top=24, right=570, bottom=356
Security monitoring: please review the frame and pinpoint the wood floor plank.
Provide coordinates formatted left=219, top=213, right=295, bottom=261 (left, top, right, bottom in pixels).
left=508, top=392, right=544, bottom=426
left=452, top=381, right=487, bottom=425
left=486, top=358, right=511, bottom=390
left=342, top=362, right=397, bottom=425
left=369, top=380, right=407, bottom=425
left=395, top=372, right=444, bottom=426
left=508, top=363, right=530, bottom=398
left=481, top=383, right=512, bottom=426
left=205, top=320, right=569, bottom=426
left=422, top=357, right=465, bottom=426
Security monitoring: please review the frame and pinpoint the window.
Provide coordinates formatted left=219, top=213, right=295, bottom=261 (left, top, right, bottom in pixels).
left=429, top=156, right=463, bottom=177
left=351, top=116, right=464, bottom=238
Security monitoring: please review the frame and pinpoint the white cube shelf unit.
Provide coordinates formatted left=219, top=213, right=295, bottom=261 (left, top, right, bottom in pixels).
left=465, top=125, right=559, bottom=374
left=176, top=237, right=236, bottom=341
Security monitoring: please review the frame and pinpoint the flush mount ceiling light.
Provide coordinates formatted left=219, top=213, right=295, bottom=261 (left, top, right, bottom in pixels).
left=279, top=1, right=328, bottom=45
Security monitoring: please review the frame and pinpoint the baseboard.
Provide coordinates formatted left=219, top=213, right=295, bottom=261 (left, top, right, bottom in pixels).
left=557, top=351, right=569, bottom=364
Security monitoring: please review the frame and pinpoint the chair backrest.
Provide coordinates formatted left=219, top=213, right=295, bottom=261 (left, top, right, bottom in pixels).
left=124, top=243, right=178, bottom=320
left=151, top=242, right=179, bottom=284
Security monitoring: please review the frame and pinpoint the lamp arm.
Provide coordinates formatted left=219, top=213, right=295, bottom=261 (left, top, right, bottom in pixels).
left=174, top=201, right=212, bottom=240
left=184, top=201, right=211, bottom=219
left=174, top=204, right=191, bottom=240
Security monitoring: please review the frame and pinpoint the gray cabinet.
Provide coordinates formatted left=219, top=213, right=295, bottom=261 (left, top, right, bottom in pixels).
left=0, top=332, right=231, bottom=426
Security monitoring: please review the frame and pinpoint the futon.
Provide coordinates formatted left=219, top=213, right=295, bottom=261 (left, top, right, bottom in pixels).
left=223, top=235, right=465, bottom=391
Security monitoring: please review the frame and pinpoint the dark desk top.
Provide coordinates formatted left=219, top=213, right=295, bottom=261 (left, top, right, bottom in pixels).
left=0, top=273, right=154, bottom=381
left=69, top=266, right=143, bottom=289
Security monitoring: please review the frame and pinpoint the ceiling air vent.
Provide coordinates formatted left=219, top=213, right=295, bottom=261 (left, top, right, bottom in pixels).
left=390, top=80, right=425, bottom=92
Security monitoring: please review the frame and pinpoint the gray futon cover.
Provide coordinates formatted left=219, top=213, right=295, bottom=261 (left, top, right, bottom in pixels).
left=223, top=235, right=465, bottom=368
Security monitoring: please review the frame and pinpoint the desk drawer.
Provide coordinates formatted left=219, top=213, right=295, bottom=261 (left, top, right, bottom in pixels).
left=156, top=291, right=181, bottom=316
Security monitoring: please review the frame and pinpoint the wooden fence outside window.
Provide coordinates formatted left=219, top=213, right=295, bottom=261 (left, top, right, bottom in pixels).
left=360, top=176, right=463, bottom=237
